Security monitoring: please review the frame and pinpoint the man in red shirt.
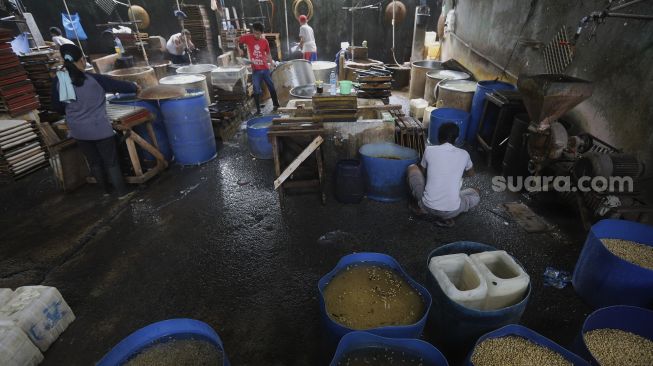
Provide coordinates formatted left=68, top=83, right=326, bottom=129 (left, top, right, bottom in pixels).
left=238, top=22, right=280, bottom=115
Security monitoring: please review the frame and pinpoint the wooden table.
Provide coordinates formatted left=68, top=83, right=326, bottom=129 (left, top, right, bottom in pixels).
left=106, top=104, right=168, bottom=184
left=268, top=118, right=325, bottom=206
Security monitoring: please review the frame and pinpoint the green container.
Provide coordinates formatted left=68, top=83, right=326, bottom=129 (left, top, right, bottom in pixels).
left=339, top=80, right=353, bottom=95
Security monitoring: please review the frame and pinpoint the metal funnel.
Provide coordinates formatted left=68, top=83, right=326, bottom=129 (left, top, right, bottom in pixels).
left=517, top=74, right=593, bottom=125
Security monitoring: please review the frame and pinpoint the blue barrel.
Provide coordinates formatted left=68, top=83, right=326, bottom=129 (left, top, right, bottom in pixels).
left=97, top=318, right=230, bottom=366
left=335, top=159, right=364, bottom=204
left=160, top=92, right=217, bottom=165
left=330, top=331, right=449, bottom=366
left=247, top=114, right=278, bottom=159
left=108, top=94, right=173, bottom=162
left=467, top=81, right=516, bottom=144
left=574, top=305, right=653, bottom=364
left=318, top=252, right=432, bottom=347
left=426, top=242, right=531, bottom=356
left=467, top=325, right=589, bottom=365
left=429, top=108, right=470, bottom=147
left=359, top=143, right=418, bottom=202
left=572, top=219, right=653, bottom=308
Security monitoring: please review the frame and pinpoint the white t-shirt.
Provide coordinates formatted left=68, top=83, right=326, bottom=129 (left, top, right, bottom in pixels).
left=420, top=143, right=473, bottom=211
left=52, top=36, right=74, bottom=47
left=299, top=24, right=317, bottom=52
left=166, top=33, right=184, bottom=55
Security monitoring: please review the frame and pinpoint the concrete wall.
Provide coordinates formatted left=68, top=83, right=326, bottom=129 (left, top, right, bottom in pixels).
left=441, top=0, right=653, bottom=175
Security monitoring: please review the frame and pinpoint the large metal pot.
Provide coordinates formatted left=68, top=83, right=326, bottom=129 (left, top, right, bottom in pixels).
left=408, top=60, right=442, bottom=99
left=312, top=61, right=337, bottom=83
left=271, top=59, right=315, bottom=107
left=159, top=74, right=211, bottom=106
left=107, top=66, right=158, bottom=89
left=435, top=79, right=477, bottom=111
left=386, top=64, right=411, bottom=89
left=424, top=70, right=470, bottom=105
left=176, top=64, right=219, bottom=103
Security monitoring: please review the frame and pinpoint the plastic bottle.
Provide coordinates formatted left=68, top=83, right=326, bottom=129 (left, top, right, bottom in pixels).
left=329, top=71, right=336, bottom=95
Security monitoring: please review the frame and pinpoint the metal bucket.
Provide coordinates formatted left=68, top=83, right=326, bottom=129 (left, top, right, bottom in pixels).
left=435, top=79, right=477, bottom=111
left=107, top=66, right=158, bottom=89
left=408, top=60, right=442, bottom=99
left=271, top=59, right=315, bottom=107
left=312, top=61, right=337, bottom=82
left=160, top=91, right=216, bottom=165
left=159, top=74, right=211, bottom=106
left=424, top=70, right=470, bottom=105
left=176, top=64, right=219, bottom=102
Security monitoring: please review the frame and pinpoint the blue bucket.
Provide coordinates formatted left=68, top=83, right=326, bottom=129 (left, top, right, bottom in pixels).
left=108, top=94, right=173, bottom=162
left=359, top=143, right=419, bottom=202
left=574, top=305, right=653, bottom=364
left=467, top=324, right=589, bottom=365
left=330, top=331, right=449, bottom=366
left=467, top=81, right=516, bottom=144
left=247, top=115, right=278, bottom=159
left=429, top=108, right=470, bottom=147
left=426, top=242, right=531, bottom=355
left=97, top=318, right=230, bottom=366
left=572, top=219, right=653, bottom=308
left=318, top=252, right=432, bottom=347
left=160, top=92, right=217, bottom=165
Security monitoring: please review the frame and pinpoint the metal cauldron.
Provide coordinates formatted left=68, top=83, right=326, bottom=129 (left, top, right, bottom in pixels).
left=408, top=60, right=443, bottom=99
left=424, top=69, right=470, bottom=105
left=107, top=66, right=158, bottom=89
left=176, top=64, right=219, bottom=102
left=312, top=61, right=337, bottom=83
left=435, top=79, right=477, bottom=112
left=271, top=59, right=315, bottom=107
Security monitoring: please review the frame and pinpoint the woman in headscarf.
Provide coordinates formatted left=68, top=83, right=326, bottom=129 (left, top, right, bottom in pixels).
left=51, top=44, right=139, bottom=198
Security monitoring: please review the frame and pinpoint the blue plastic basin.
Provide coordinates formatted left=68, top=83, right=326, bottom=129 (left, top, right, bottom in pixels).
left=572, top=219, right=653, bottom=308
left=246, top=114, right=278, bottom=159
left=467, top=324, right=589, bottom=365
left=330, top=331, right=449, bottom=366
left=574, top=305, right=653, bottom=364
left=426, top=242, right=531, bottom=355
left=359, top=143, right=419, bottom=202
left=429, top=108, right=470, bottom=147
left=96, top=318, right=229, bottom=366
left=318, top=252, right=432, bottom=347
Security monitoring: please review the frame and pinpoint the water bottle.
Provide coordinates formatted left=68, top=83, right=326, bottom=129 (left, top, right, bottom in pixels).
left=329, top=71, right=336, bottom=95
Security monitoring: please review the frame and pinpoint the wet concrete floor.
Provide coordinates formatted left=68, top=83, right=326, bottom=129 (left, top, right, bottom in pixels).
left=1, top=120, right=593, bottom=365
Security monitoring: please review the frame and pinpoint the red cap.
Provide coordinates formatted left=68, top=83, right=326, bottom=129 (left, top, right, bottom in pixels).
left=299, top=15, right=307, bottom=23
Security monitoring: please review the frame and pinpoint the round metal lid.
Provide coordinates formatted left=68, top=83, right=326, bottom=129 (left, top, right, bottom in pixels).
left=438, top=79, right=477, bottom=93
left=159, top=74, right=206, bottom=85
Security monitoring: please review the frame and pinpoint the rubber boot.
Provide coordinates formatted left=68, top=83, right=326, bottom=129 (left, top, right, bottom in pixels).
left=253, top=94, right=262, bottom=115
left=107, top=165, right=129, bottom=198
left=90, top=166, right=110, bottom=194
left=270, top=88, right=280, bottom=110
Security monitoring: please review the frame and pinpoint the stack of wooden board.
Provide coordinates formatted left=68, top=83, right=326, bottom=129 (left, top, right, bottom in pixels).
left=115, top=32, right=149, bottom=50
left=213, top=83, right=251, bottom=103
left=357, top=74, right=392, bottom=101
left=19, top=50, right=61, bottom=111
left=0, top=29, right=40, bottom=116
left=0, top=119, right=49, bottom=181
left=311, top=95, right=357, bottom=122
left=390, top=109, right=427, bottom=159
left=182, top=4, right=216, bottom=62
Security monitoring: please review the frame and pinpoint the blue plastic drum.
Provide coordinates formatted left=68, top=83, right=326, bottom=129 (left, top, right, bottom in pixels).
left=318, top=252, right=432, bottom=347
left=572, top=219, right=653, bottom=308
left=160, top=91, right=217, bottom=165
left=246, top=115, right=278, bottom=159
left=467, top=324, right=588, bottom=365
left=467, top=81, right=516, bottom=144
left=426, top=242, right=531, bottom=355
left=97, top=318, right=230, bottom=366
left=359, top=143, right=418, bottom=202
left=429, top=108, right=470, bottom=147
left=574, top=305, right=653, bottom=364
left=330, top=331, right=449, bottom=366
left=108, top=94, right=173, bottom=162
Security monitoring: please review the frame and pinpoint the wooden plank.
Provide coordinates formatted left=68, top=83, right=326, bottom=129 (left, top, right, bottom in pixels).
left=274, top=136, right=323, bottom=190
left=124, top=135, right=143, bottom=176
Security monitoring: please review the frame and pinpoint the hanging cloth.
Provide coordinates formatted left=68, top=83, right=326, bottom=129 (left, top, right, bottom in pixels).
left=61, top=12, right=88, bottom=40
